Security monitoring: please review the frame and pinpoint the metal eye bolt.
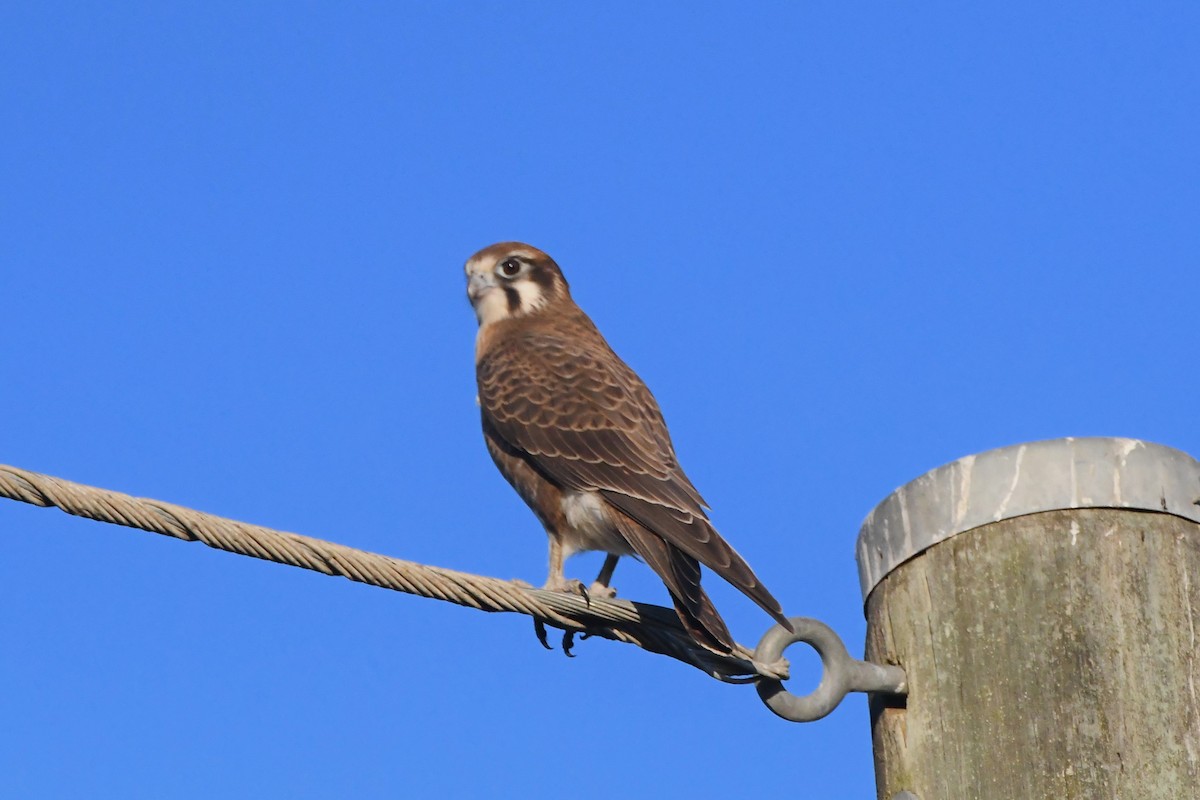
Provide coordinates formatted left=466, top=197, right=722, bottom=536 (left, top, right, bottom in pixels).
left=753, top=616, right=907, bottom=723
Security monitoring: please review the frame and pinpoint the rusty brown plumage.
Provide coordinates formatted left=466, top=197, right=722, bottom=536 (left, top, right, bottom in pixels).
left=466, top=242, right=790, bottom=653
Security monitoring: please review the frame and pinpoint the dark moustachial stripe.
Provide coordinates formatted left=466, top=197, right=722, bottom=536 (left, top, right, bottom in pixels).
left=504, top=286, right=522, bottom=312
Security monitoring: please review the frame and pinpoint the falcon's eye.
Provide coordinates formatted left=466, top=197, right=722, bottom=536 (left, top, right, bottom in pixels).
left=498, top=258, right=522, bottom=278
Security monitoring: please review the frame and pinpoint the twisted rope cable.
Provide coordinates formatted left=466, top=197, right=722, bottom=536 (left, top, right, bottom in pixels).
left=0, top=464, right=788, bottom=683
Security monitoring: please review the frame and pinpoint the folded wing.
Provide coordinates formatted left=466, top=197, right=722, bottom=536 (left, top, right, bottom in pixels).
left=478, top=326, right=790, bottom=642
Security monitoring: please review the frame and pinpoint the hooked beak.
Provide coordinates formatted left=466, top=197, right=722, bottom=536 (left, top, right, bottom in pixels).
left=467, top=271, right=496, bottom=304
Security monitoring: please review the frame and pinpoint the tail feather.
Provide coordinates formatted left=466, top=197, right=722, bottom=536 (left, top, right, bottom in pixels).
left=601, top=490, right=792, bottom=632
left=608, top=506, right=737, bottom=653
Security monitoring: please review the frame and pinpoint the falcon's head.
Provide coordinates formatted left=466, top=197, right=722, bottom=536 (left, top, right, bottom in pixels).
left=465, top=242, right=571, bottom=327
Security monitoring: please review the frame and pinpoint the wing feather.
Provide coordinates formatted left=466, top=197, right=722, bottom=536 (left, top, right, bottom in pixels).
left=608, top=507, right=734, bottom=653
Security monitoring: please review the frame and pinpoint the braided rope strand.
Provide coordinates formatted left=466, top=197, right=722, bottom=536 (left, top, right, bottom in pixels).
left=0, top=465, right=787, bottom=682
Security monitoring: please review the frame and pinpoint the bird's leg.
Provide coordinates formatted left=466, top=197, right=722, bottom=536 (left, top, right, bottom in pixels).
left=589, top=554, right=619, bottom=600
left=543, top=535, right=567, bottom=590
left=542, top=534, right=589, bottom=604
left=531, top=536, right=588, bottom=652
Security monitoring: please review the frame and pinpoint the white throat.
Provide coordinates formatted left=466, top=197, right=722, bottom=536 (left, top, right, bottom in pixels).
left=473, top=288, right=510, bottom=327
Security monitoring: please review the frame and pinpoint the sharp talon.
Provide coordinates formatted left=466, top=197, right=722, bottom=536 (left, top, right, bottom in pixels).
left=542, top=578, right=591, bottom=604
left=533, top=618, right=553, bottom=650
left=562, top=629, right=576, bottom=657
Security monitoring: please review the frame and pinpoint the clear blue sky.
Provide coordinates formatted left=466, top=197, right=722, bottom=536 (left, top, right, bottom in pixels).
left=3, top=3, right=1197, bottom=797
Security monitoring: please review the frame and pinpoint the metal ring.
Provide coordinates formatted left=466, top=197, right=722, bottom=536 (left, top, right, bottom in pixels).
left=754, top=616, right=907, bottom=723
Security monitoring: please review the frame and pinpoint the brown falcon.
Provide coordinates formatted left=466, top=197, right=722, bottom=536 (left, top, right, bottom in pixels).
left=465, top=242, right=790, bottom=654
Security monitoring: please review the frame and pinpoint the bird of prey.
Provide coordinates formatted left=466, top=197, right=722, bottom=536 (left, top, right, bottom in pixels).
left=465, top=242, right=790, bottom=654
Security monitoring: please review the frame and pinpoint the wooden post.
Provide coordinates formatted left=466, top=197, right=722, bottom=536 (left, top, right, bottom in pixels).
left=857, top=438, right=1200, bottom=799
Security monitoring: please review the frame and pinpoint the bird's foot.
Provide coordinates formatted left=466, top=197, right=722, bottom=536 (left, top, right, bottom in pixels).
left=534, top=576, right=599, bottom=657
left=562, top=629, right=577, bottom=657
left=532, top=618, right=585, bottom=657
left=587, top=581, right=617, bottom=600
left=533, top=618, right=553, bottom=650
left=542, top=576, right=591, bottom=606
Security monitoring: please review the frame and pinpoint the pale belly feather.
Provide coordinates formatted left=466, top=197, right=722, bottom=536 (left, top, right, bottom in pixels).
left=558, top=490, right=636, bottom=559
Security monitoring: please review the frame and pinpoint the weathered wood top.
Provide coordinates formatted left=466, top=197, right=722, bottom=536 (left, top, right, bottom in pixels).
left=856, top=437, right=1200, bottom=601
